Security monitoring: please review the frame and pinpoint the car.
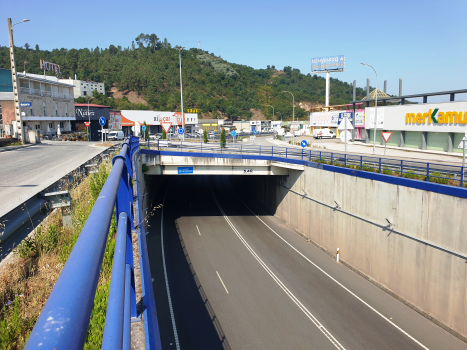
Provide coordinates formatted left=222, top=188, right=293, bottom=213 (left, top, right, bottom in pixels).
left=149, top=134, right=161, bottom=141
left=108, top=131, right=124, bottom=141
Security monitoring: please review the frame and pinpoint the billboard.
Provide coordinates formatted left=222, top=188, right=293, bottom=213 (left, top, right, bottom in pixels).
left=311, top=55, right=345, bottom=73
left=109, top=111, right=122, bottom=131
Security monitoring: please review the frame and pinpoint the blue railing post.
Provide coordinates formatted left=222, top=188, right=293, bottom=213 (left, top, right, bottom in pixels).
left=158, top=139, right=160, bottom=150
left=379, top=158, right=382, bottom=173
left=360, top=156, right=363, bottom=169
left=344, top=154, right=347, bottom=168
left=400, top=160, right=403, bottom=176
left=286, top=148, right=288, bottom=158
left=331, top=153, right=333, bottom=165
left=148, top=139, right=150, bottom=150
left=426, top=163, right=430, bottom=181
left=461, top=166, right=464, bottom=188
left=320, top=151, right=322, bottom=162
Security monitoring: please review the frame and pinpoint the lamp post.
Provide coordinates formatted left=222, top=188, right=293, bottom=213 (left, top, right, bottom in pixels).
left=8, top=18, right=30, bottom=144
left=87, top=97, right=93, bottom=141
left=361, top=63, right=378, bottom=155
left=175, top=46, right=185, bottom=141
left=283, top=91, right=295, bottom=144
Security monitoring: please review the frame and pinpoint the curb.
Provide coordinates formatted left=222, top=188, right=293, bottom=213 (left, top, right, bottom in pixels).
left=0, top=143, right=35, bottom=153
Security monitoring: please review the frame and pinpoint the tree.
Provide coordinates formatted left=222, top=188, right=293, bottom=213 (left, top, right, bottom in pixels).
left=162, top=129, right=167, bottom=139
left=35, top=44, right=39, bottom=51
left=143, top=121, right=149, bottom=139
left=203, top=129, right=208, bottom=143
left=24, top=43, right=30, bottom=50
left=220, top=128, right=226, bottom=147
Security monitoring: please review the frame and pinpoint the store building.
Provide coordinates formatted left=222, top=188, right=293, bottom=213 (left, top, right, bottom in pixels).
left=364, top=101, right=467, bottom=153
left=0, top=69, right=75, bottom=138
left=120, top=110, right=198, bottom=135
left=74, top=103, right=110, bottom=141
left=59, top=76, right=105, bottom=98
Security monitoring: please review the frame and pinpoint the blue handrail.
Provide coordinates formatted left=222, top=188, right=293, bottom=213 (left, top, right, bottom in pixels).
left=24, top=137, right=161, bottom=350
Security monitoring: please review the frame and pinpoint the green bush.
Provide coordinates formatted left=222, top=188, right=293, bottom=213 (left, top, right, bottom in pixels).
left=142, top=163, right=149, bottom=173
left=382, top=167, right=393, bottom=175
left=203, top=130, right=208, bottom=143
left=429, top=172, right=449, bottom=184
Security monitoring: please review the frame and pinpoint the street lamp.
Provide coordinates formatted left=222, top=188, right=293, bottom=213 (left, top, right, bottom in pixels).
left=175, top=46, right=185, bottom=141
left=266, top=105, right=274, bottom=120
left=87, top=97, right=93, bottom=141
left=361, top=63, right=378, bottom=155
left=8, top=18, right=30, bottom=144
left=282, top=91, right=295, bottom=144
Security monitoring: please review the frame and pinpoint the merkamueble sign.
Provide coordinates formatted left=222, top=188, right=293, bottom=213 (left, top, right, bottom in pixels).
left=367, top=101, right=467, bottom=133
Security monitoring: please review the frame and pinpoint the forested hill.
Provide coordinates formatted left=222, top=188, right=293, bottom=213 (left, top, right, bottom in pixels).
left=0, top=34, right=368, bottom=120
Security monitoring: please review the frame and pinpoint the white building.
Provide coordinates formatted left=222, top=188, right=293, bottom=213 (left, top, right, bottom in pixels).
left=120, top=110, right=198, bottom=135
left=59, top=76, right=105, bottom=98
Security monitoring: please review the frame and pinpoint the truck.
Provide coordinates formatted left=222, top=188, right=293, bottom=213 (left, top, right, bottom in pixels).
left=313, top=128, right=336, bottom=139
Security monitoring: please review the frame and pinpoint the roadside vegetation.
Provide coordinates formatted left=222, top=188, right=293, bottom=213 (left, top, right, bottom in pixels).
left=0, top=159, right=117, bottom=349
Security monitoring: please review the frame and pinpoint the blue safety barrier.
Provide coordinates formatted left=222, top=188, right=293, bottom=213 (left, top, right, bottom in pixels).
left=24, top=136, right=162, bottom=350
left=152, top=140, right=466, bottom=188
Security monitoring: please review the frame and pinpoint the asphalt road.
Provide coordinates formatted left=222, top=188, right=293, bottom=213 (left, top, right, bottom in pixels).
left=147, top=175, right=466, bottom=350
left=0, top=141, right=110, bottom=217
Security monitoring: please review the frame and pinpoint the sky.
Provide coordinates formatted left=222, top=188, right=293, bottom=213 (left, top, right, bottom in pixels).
left=3, top=0, right=467, bottom=103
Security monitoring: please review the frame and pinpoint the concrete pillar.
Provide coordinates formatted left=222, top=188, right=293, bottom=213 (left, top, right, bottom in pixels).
left=400, top=131, right=405, bottom=147
left=363, top=129, right=369, bottom=143
left=421, top=132, right=427, bottom=150
left=384, top=80, right=387, bottom=93
left=447, top=133, right=454, bottom=152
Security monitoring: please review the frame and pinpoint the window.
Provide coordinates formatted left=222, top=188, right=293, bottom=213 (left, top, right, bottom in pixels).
left=83, top=91, right=87, bottom=96
left=49, top=123, right=53, bottom=129
left=60, top=121, right=64, bottom=128
left=35, top=124, right=40, bottom=130
left=43, top=102, right=46, bottom=116
left=30, top=107, right=33, bottom=116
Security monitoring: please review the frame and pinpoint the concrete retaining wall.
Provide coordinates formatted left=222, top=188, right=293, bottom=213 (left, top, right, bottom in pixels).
left=238, top=167, right=467, bottom=339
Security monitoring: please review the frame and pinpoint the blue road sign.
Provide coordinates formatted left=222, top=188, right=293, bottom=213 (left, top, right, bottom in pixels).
left=178, top=166, right=193, bottom=174
left=142, top=125, right=146, bottom=132
left=178, top=128, right=185, bottom=135
left=253, top=130, right=257, bottom=135
left=99, top=117, right=106, bottom=126
left=231, top=131, right=237, bottom=137
left=20, top=102, right=31, bottom=107
left=301, top=140, right=308, bottom=148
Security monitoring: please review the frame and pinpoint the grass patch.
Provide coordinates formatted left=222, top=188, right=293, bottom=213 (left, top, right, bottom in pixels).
left=0, top=156, right=117, bottom=349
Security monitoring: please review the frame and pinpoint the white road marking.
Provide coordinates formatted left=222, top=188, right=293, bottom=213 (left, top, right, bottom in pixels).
left=216, top=271, right=229, bottom=294
left=161, top=182, right=180, bottom=350
left=196, top=225, right=201, bottom=236
left=228, top=180, right=429, bottom=350
left=211, top=188, right=346, bottom=350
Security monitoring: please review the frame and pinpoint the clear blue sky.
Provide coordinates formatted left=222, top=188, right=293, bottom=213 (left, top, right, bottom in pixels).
left=3, top=0, right=466, bottom=102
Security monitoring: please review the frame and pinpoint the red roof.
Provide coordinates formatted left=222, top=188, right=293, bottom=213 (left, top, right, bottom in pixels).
left=75, top=103, right=110, bottom=108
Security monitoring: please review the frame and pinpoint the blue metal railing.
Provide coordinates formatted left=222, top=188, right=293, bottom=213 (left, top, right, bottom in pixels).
left=24, top=137, right=161, bottom=350
left=146, top=140, right=465, bottom=188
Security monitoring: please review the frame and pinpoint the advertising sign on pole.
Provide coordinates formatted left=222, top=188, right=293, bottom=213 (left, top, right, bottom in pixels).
left=311, top=55, right=345, bottom=73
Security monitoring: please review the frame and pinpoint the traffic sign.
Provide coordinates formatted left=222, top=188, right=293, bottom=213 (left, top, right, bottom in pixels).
left=339, top=130, right=352, bottom=144
left=337, top=116, right=354, bottom=130
left=458, top=137, right=467, bottom=149
left=20, top=102, right=31, bottom=107
left=253, top=130, right=257, bottom=135
left=381, top=132, right=392, bottom=143
left=84, top=122, right=90, bottom=127
left=142, top=125, right=146, bottom=132
left=301, top=140, right=307, bottom=148
left=161, top=122, right=172, bottom=134
left=99, top=117, right=106, bottom=126
left=231, top=131, right=237, bottom=137
left=178, top=128, right=185, bottom=135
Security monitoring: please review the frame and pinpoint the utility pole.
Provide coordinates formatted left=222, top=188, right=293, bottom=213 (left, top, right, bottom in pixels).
left=8, top=18, right=30, bottom=144
left=175, top=46, right=185, bottom=140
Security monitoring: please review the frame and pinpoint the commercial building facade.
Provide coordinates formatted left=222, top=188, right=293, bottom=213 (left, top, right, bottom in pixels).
left=74, top=103, right=110, bottom=141
left=120, top=110, right=198, bottom=135
left=364, top=101, right=467, bottom=153
left=0, top=69, right=75, bottom=138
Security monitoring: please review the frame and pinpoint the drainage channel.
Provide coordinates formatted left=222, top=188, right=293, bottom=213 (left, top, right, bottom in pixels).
left=0, top=144, right=122, bottom=262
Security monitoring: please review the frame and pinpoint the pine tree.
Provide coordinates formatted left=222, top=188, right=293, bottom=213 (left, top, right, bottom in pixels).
left=220, top=128, right=226, bottom=147
left=203, top=129, right=208, bottom=143
left=162, top=129, right=167, bottom=139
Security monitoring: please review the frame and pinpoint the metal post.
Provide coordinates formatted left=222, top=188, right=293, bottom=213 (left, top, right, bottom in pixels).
left=345, top=114, right=348, bottom=155
left=344, top=154, right=347, bottom=168
left=462, top=140, right=466, bottom=187
left=101, top=124, right=103, bottom=144
left=175, top=46, right=185, bottom=141
left=400, top=160, right=403, bottom=176
left=360, top=156, right=363, bottom=170
left=384, top=139, right=387, bottom=155
left=378, top=158, right=382, bottom=173
left=331, top=153, right=333, bottom=165
left=426, top=163, right=430, bottom=181
left=362, top=63, right=378, bottom=155
left=286, top=148, right=288, bottom=158
left=325, top=72, right=330, bottom=107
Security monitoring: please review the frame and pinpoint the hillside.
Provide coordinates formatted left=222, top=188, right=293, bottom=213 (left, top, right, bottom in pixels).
left=0, top=35, right=368, bottom=120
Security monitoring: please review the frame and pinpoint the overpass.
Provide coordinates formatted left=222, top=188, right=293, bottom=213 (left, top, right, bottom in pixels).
left=23, top=137, right=467, bottom=349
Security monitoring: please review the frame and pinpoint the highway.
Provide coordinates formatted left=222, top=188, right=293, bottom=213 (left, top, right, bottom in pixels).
left=147, top=175, right=466, bottom=350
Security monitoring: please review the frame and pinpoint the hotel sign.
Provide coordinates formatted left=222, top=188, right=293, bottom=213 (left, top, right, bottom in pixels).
left=40, top=59, right=62, bottom=74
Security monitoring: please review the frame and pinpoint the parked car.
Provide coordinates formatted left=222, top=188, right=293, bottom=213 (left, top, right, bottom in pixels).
left=108, top=131, right=124, bottom=141
left=313, top=129, right=336, bottom=139
left=149, top=134, right=161, bottom=141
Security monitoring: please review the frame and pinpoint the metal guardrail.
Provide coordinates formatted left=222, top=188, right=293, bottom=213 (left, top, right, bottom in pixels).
left=24, top=137, right=155, bottom=349
left=147, top=140, right=466, bottom=188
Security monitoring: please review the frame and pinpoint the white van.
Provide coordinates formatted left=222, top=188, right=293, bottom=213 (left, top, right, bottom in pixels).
left=313, top=129, right=336, bottom=139
left=108, top=131, right=124, bottom=141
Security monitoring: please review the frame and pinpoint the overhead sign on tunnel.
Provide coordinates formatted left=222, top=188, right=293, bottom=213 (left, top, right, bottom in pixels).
left=178, top=167, right=193, bottom=174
